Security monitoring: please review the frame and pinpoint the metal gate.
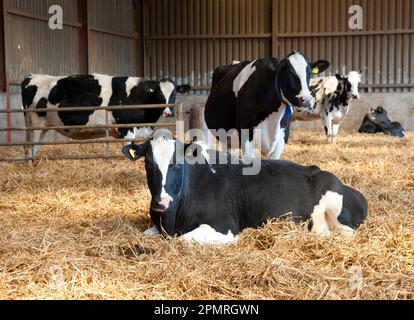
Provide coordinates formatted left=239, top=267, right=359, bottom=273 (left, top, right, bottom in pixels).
left=0, top=102, right=183, bottom=162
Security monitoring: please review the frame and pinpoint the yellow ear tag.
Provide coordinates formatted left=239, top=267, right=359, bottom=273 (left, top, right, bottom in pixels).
left=149, top=88, right=155, bottom=93
left=129, top=148, right=137, bottom=158
left=312, top=67, right=319, bottom=74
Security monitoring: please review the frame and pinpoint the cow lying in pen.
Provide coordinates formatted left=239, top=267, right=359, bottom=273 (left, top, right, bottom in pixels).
left=122, top=133, right=368, bottom=244
left=21, top=74, right=191, bottom=158
left=358, top=106, right=406, bottom=137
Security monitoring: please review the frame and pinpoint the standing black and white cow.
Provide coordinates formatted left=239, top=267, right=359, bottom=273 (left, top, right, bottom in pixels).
left=292, top=71, right=362, bottom=142
left=122, top=134, right=368, bottom=244
left=21, top=74, right=191, bottom=158
left=204, top=51, right=330, bottom=160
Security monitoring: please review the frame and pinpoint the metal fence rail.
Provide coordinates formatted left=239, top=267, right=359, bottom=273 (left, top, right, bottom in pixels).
left=0, top=103, right=184, bottom=162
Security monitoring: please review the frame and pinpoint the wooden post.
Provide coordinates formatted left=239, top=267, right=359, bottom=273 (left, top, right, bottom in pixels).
left=189, top=104, right=205, bottom=131
left=0, top=0, right=6, bottom=91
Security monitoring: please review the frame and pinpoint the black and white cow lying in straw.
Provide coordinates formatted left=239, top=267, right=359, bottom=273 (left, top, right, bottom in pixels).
left=204, top=51, right=330, bottom=160
left=292, top=71, right=362, bottom=142
left=358, top=106, right=406, bottom=137
left=21, top=74, right=191, bottom=158
left=122, top=134, right=368, bottom=244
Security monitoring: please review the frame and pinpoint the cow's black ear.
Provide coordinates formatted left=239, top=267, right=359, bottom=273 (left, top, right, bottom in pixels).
left=311, top=60, right=330, bottom=74
left=176, top=84, right=191, bottom=94
left=335, top=73, right=343, bottom=80
left=122, top=143, right=144, bottom=161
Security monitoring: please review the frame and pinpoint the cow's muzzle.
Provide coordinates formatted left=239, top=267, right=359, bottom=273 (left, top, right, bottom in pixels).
left=151, top=197, right=171, bottom=213
left=297, top=95, right=315, bottom=109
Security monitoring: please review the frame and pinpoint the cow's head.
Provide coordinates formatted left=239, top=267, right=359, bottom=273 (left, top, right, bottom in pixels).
left=369, top=106, right=389, bottom=122
left=143, top=79, right=191, bottom=117
left=347, top=71, right=362, bottom=99
left=160, top=79, right=191, bottom=117
left=280, top=51, right=330, bottom=109
left=122, top=133, right=183, bottom=214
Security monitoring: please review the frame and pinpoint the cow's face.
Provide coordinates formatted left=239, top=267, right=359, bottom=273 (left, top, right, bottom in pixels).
left=280, top=51, right=330, bottom=109
left=122, top=134, right=182, bottom=213
left=347, top=71, right=362, bottom=99
left=161, top=80, right=191, bottom=117
left=369, top=106, right=389, bottom=122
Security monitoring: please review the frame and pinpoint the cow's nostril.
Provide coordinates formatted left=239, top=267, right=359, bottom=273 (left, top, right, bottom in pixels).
left=299, top=97, right=305, bottom=102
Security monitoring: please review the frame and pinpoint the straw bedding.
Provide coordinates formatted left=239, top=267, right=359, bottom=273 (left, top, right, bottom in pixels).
left=0, top=131, right=413, bottom=300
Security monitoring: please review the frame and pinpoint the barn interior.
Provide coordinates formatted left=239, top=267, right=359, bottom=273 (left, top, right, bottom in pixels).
left=0, top=0, right=413, bottom=144
left=0, top=0, right=413, bottom=300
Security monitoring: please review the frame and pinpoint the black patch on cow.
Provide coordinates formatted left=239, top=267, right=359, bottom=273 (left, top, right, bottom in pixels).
left=21, top=78, right=38, bottom=109
left=324, top=126, right=328, bottom=135
left=36, top=98, right=48, bottom=117
left=49, top=75, right=102, bottom=126
left=110, top=78, right=173, bottom=138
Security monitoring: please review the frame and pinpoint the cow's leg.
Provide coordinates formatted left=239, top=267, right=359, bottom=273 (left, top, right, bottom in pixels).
left=311, top=191, right=355, bottom=236
left=144, top=225, right=160, bottom=236
left=323, top=112, right=334, bottom=143
left=180, top=225, right=238, bottom=245
left=264, top=106, right=287, bottom=160
left=331, top=123, right=341, bottom=144
left=241, top=127, right=255, bottom=160
left=32, top=129, right=48, bottom=158
left=24, top=112, right=33, bottom=160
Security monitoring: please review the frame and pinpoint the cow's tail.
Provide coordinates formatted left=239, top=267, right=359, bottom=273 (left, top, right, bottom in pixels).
left=311, top=191, right=354, bottom=235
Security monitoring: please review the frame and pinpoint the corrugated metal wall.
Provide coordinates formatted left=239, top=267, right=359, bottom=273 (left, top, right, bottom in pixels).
left=89, top=0, right=141, bottom=75
left=3, top=0, right=80, bottom=83
left=143, top=0, right=413, bottom=93
left=143, top=0, right=272, bottom=91
left=1, top=0, right=412, bottom=91
left=2, top=0, right=141, bottom=84
left=273, top=0, right=414, bottom=93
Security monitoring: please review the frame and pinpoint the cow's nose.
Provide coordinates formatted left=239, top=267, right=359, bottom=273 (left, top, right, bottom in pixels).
left=158, top=197, right=171, bottom=210
left=352, top=94, right=360, bottom=99
left=298, top=95, right=314, bottom=109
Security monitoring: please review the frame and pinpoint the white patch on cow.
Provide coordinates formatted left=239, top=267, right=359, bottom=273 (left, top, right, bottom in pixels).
left=135, top=127, right=153, bottom=140
left=233, top=60, right=257, bottom=98
left=124, top=127, right=153, bottom=141
left=92, top=74, right=113, bottom=106
left=151, top=136, right=176, bottom=203
left=347, top=71, right=362, bottom=98
left=26, top=74, right=65, bottom=108
left=181, top=224, right=238, bottom=245
left=287, top=52, right=311, bottom=97
left=256, top=106, right=286, bottom=159
left=125, top=77, right=141, bottom=97
left=232, top=60, right=241, bottom=65
left=323, top=76, right=340, bottom=96
left=160, top=81, right=175, bottom=104
left=144, top=225, right=160, bottom=236
left=311, top=191, right=355, bottom=236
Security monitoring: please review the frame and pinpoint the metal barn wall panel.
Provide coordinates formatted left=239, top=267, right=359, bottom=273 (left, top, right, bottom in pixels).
left=3, top=0, right=81, bottom=83
left=143, top=0, right=413, bottom=93
left=89, top=0, right=142, bottom=76
left=143, top=0, right=272, bottom=90
left=273, top=0, right=414, bottom=93
left=2, top=0, right=142, bottom=85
